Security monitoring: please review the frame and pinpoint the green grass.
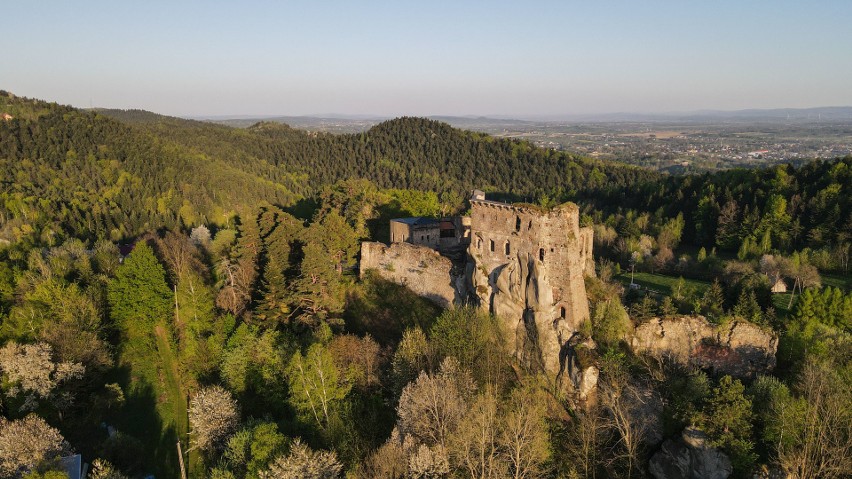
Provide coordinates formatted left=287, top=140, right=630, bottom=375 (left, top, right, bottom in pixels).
left=822, top=273, right=852, bottom=291
left=771, top=273, right=850, bottom=320
left=615, top=272, right=711, bottom=297
left=154, top=324, right=191, bottom=472
left=111, top=320, right=188, bottom=479
left=772, top=292, right=795, bottom=319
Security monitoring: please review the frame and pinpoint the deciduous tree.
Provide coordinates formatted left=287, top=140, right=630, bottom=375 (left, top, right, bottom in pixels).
left=0, top=341, right=84, bottom=412
left=189, top=385, right=240, bottom=453
left=287, top=343, right=351, bottom=430
left=397, top=357, right=474, bottom=450
left=0, top=414, right=70, bottom=478
left=259, top=438, right=342, bottom=479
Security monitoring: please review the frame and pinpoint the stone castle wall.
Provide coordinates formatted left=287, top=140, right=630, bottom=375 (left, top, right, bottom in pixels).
left=359, top=241, right=461, bottom=308
left=467, top=198, right=593, bottom=384
left=359, top=193, right=596, bottom=396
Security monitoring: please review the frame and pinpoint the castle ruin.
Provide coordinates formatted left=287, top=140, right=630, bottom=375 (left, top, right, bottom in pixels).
left=466, top=190, right=594, bottom=388
left=360, top=190, right=596, bottom=395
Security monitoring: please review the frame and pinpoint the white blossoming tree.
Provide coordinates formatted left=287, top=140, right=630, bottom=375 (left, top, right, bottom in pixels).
left=259, top=438, right=342, bottom=479
left=0, top=414, right=70, bottom=477
left=189, top=385, right=240, bottom=453
left=0, top=341, right=84, bottom=412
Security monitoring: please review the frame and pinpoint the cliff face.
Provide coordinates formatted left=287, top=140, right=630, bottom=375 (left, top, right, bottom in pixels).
left=359, top=241, right=463, bottom=309
left=631, top=316, right=778, bottom=378
left=467, top=199, right=593, bottom=391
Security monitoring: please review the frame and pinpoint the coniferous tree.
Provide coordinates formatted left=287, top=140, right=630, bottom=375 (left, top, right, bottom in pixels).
left=293, top=209, right=359, bottom=324
left=255, top=207, right=303, bottom=325
left=107, top=243, right=172, bottom=327
left=705, top=376, right=756, bottom=474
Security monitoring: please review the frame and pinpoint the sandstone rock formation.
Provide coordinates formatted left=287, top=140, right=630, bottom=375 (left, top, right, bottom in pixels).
left=467, top=193, right=594, bottom=392
left=631, top=316, right=778, bottom=378
left=564, top=335, right=599, bottom=400
left=359, top=241, right=462, bottom=309
left=649, top=427, right=732, bottom=479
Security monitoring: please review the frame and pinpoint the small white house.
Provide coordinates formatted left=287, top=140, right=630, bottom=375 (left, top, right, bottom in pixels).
left=770, top=278, right=788, bottom=293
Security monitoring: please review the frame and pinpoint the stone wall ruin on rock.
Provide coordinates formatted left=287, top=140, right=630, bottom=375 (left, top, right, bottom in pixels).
left=466, top=192, right=594, bottom=390
left=359, top=241, right=463, bottom=309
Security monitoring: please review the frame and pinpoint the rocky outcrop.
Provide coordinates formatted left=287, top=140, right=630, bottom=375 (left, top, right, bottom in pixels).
left=470, top=251, right=575, bottom=380
left=631, top=316, right=777, bottom=378
left=565, top=336, right=599, bottom=401
left=359, top=242, right=463, bottom=309
left=649, top=427, right=732, bottom=479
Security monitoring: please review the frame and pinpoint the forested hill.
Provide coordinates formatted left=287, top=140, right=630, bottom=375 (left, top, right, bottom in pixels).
left=2, top=92, right=850, bottom=479
left=100, top=109, right=659, bottom=199
left=0, top=93, right=303, bottom=245
left=0, top=91, right=658, bottom=244
left=599, top=158, right=852, bottom=251
left=3, top=91, right=850, bottom=256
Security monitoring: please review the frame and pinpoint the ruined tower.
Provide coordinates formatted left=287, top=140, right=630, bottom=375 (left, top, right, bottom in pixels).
left=467, top=190, right=594, bottom=385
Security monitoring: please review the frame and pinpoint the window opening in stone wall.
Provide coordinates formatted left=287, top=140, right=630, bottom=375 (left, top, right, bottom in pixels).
left=505, top=241, right=510, bottom=255
left=539, top=248, right=545, bottom=261
left=490, top=239, right=495, bottom=252
left=515, top=216, right=521, bottom=231
left=426, top=235, right=430, bottom=241
left=528, top=220, right=533, bottom=230
left=560, top=306, right=566, bottom=319
left=478, top=238, right=482, bottom=250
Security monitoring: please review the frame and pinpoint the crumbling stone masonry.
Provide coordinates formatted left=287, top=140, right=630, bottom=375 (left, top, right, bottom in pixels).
left=466, top=190, right=594, bottom=388
left=359, top=241, right=464, bottom=309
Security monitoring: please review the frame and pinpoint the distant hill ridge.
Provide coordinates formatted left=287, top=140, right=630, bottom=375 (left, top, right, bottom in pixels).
left=4, top=91, right=849, bottom=253
left=197, top=105, right=852, bottom=128
left=0, top=91, right=656, bottom=242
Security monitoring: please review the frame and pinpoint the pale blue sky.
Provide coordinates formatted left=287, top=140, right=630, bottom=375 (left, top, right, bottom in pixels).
left=2, top=1, right=851, bottom=117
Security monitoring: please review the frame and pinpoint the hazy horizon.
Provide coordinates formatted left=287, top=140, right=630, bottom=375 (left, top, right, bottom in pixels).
left=3, top=1, right=852, bottom=117
left=184, top=105, right=852, bottom=122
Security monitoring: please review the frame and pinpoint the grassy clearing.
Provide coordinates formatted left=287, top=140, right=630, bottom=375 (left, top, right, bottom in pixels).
left=154, top=324, right=187, bottom=435
left=112, top=320, right=187, bottom=479
left=615, top=272, right=711, bottom=297
left=771, top=273, right=849, bottom=319
left=154, top=323, right=190, bottom=472
left=822, top=273, right=851, bottom=291
left=772, top=293, right=795, bottom=319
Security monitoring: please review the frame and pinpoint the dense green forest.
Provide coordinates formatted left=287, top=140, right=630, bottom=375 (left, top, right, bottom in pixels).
left=1, top=92, right=849, bottom=479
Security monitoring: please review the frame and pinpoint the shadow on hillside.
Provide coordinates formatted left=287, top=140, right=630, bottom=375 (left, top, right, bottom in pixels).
left=284, top=197, right=319, bottom=221
left=344, top=272, right=441, bottom=346
left=105, top=363, right=180, bottom=479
